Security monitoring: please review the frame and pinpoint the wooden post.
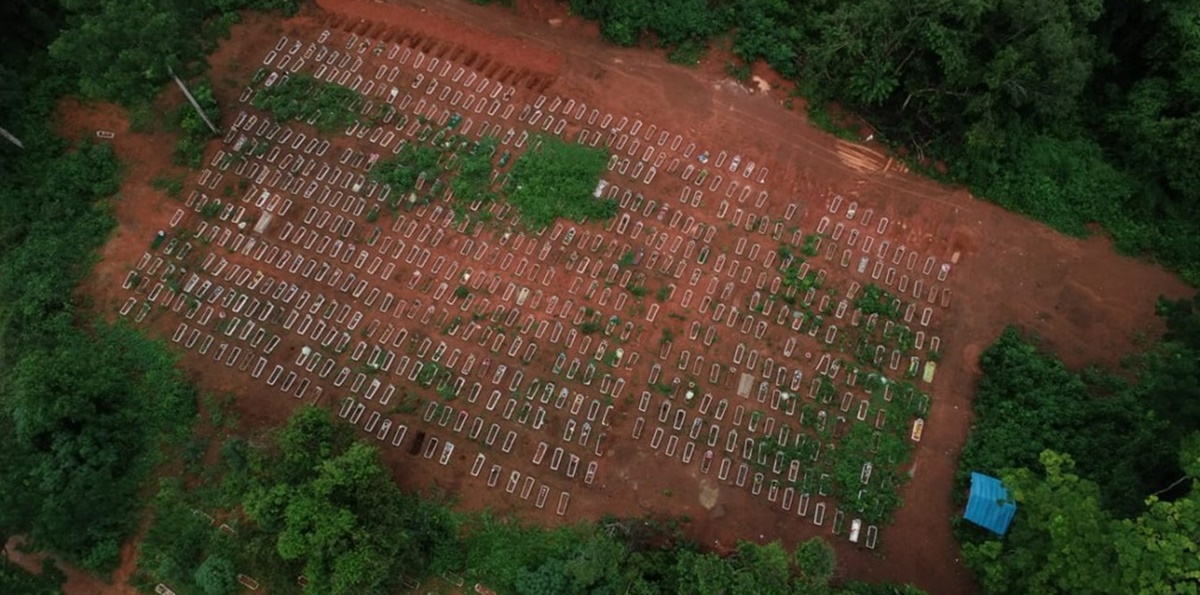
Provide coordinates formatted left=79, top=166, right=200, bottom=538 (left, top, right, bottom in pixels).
left=167, top=67, right=219, bottom=135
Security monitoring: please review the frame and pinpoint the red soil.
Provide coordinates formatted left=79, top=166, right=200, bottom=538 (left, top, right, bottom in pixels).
left=48, top=2, right=1191, bottom=595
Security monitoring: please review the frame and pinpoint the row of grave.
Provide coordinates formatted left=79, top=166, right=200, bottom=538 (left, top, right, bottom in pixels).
left=258, top=31, right=774, bottom=214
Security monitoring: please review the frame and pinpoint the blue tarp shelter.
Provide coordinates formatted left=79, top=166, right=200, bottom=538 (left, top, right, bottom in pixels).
left=964, top=472, right=1017, bottom=535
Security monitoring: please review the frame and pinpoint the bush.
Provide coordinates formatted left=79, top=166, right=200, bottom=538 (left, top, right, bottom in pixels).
left=506, top=135, right=613, bottom=228
left=252, top=75, right=366, bottom=132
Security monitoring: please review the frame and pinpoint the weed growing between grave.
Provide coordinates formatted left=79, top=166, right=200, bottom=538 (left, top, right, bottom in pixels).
left=854, top=284, right=901, bottom=318
left=252, top=73, right=370, bottom=132
left=451, top=136, right=500, bottom=204
left=505, top=135, right=614, bottom=229
left=714, top=247, right=933, bottom=523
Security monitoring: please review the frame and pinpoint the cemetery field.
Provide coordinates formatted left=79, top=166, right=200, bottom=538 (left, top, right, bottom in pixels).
left=69, top=1, right=1192, bottom=594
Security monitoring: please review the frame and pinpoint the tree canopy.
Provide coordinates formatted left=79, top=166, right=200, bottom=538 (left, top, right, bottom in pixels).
left=138, top=407, right=924, bottom=595
left=563, top=0, right=1200, bottom=283
left=962, top=449, right=1200, bottom=595
left=958, top=298, right=1200, bottom=593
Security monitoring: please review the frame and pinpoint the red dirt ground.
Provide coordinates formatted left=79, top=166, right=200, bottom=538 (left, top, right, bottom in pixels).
left=50, top=2, right=1192, bottom=595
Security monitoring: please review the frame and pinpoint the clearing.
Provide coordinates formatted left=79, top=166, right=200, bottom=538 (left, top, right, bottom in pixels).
left=61, top=1, right=1190, bottom=594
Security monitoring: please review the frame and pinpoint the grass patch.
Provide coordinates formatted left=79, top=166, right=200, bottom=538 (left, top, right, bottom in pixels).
left=505, top=135, right=613, bottom=229
left=372, top=143, right=445, bottom=201
left=668, top=39, right=706, bottom=65
left=252, top=74, right=366, bottom=132
left=450, top=136, right=499, bottom=203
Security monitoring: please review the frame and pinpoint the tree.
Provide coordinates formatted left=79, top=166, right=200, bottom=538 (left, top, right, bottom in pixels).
left=793, top=538, right=835, bottom=586
left=372, top=144, right=445, bottom=196
left=1110, top=437, right=1200, bottom=594
left=49, top=0, right=204, bottom=104
left=675, top=550, right=737, bottom=595
left=193, top=555, right=237, bottom=595
left=957, top=326, right=1174, bottom=515
left=0, top=557, right=64, bottom=595
left=962, top=449, right=1200, bottom=595
left=243, top=408, right=456, bottom=595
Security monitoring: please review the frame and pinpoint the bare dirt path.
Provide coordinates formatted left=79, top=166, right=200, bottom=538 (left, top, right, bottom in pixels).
left=50, top=2, right=1192, bottom=595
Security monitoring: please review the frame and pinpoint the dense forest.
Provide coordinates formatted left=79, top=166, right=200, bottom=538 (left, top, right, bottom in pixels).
left=0, top=0, right=298, bottom=584
left=954, top=299, right=1200, bottom=593
left=562, top=0, right=1200, bottom=284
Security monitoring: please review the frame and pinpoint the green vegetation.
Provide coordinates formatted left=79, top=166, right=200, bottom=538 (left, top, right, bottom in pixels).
left=854, top=284, right=899, bottom=319
left=252, top=74, right=367, bottom=132
left=241, top=409, right=453, bottom=595
left=0, top=556, right=64, bottom=595
left=450, top=136, right=500, bottom=203
left=172, top=77, right=220, bottom=168
left=372, top=143, right=445, bottom=198
left=416, top=361, right=442, bottom=387
left=171, top=76, right=220, bottom=166
left=45, top=0, right=300, bottom=107
left=566, top=0, right=1200, bottom=283
left=506, top=135, right=614, bottom=228
left=958, top=327, right=1176, bottom=515
left=962, top=449, right=1200, bottom=595
left=152, top=174, right=186, bottom=198
left=957, top=298, right=1200, bottom=592
left=0, top=0, right=302, bottom=581
left=137, top=407, right=457, bottom=595
left=373, top=131, right=608, bottom=228
left=0, top=109, right=196, bottom=575
left=800, top=233, right=819, bottom=257
left=139, top=407, right=923, bottom=595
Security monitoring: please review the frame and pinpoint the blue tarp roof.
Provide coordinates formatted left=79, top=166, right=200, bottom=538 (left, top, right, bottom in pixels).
left=965, top=472, right=1017, bottom=535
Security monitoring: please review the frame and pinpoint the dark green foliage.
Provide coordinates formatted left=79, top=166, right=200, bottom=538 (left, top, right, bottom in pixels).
left=562, top=0, right=1200, bottom=284
left=853, top=284, right=899, bottom=318
left=138, top=407, right=460, bottom=595
left=193, top=554, right=238, bottom=595
left=958, top=304, right=1200, bottom=592
left=667, top=39, right=706, bottom=65
left=960, top=449, right=1200, bottom=595
left=137, top=481, right=236, bottom=593
left=0, top=29, right=196, bottom=572
left=1134, top=295, right=1200, bottom=476
left=958, top=327, right=1174, bottom=516
left=134, top=406, right=925, bottom=595
left=49, top=0, right=204, bottom=104
left=0, top=556, right=64, bottom=595
left=173, top=77, right=221, bottom=168
left=506, top=136, right=613, bottom=228
left=0, top=138, right=197, bottom=570
left=459, top=513, right=911, bottom=595
left=2, top=320, right=197, bottom=573
left=451, top=136, right=500, bottom=203
left=793, top=538, right=835, bottom=586
left=372, top=144, right=445, bottom=196
left=251, top=74, right=365, bottom=132
left=39, top=0, right=304, bottom=106
left=569, top=0, right=731, bottom=50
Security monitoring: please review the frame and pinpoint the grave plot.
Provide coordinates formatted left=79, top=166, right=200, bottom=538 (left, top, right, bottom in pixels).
left=112, top=14, right=964, bottom=552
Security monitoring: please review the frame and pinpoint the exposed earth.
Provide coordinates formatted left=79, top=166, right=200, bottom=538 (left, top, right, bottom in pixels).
left=27, top=1, right=1192, bottom=595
